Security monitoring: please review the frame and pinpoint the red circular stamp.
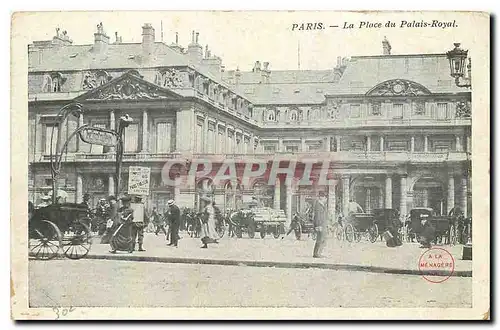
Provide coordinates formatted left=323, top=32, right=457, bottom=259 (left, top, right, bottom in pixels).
left=418, top=247, right=455, bottom=283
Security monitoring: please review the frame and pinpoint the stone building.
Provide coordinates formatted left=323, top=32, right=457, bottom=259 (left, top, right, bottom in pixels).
left=28, top=23, right=472, bottom=224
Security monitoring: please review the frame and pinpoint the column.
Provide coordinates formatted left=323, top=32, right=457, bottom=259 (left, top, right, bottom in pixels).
left=108, top=174, right=115, bottom=196
left=456, top=135, right=463, bottom=152
left=274, top=178, right=281, bottom=210
left=466, top=135, right=471, bottom=153
left=326, top=137, right=331, bottom=151
left=204, top=116, right=209, bottom=153
left=410, top=136, right=415, bottom=153
left=328, top=182, right=336, bottom=222
left=233, top=131, right=237, bottom=154
left=77, top=113, right=84, bottom=152
left=447, top=174, right=455, bottom=213
left=366, top=135, right=371, bottom=152
left=342, top=175, right=350, bottom=217
left=278, top=138, right=284, bottom=152
left=76, top=174, right=83, bottom=203
left=249, top=132, right=254, bottom=154
left=380, top=135, right=384, bottom=152
left=400, top=175, right=407, bottom=217
left=224, top=126, right=229, bottom=153
left=460, top=176, right=468, bottom=217
left=365, top=188, right=371, bottom=213
left=301, top=138, right=306, bottom=152
left=335, top=136, right=341, bottom=152
left=285, top=183, right=293, bottom=227
left=215, top=122, right=220, bottom=154
left=424, top=135, right=429, bottom=152
left=385, top=175, right=392, bottom=208
left=141, top=110, right=148, bottom=152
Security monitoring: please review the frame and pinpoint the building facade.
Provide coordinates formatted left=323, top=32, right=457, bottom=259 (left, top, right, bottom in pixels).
left=28, top=23, right=472, bottom=225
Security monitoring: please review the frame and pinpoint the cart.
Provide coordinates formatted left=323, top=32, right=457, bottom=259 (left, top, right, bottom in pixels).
left=344, top=213, right=379, bottom=243
left=29, top=203, right=92, bottom=260
left=372, top=209, right=400, bottom=241
left=229, top=207, right=286, bottom=239
left=290, top=212, right=316, bottom=240
left=407, top=208, right=453, bottom=244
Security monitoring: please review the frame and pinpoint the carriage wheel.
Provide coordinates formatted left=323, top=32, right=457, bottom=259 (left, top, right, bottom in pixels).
left=333, top=224, right=344, bottom=241
left=30, top=220, right=62, bottom=260
left=260, top=228, right=266, bottom=239
left=345, top=224, right=355, bottom=242
left=248, top=225, right=256, bottom=239
left=449, top=225, right=457, bottom=245
left=355, top=231, right=362, bottom=242
left=216, top=222, right=226, bottom=239
left=368, top=224, right=379, bottom=243
left=62, top=222, right=91, bottom=260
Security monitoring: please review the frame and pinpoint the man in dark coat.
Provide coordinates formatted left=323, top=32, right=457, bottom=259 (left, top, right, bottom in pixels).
left=167, top=199, right=181, bottom=247
left=419, top=216, right=435, bottom=248
left=313, top=192, right=328, bottom=258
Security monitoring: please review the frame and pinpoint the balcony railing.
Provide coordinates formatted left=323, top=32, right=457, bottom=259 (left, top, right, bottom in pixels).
left=35, top=151, right=469, bottom=164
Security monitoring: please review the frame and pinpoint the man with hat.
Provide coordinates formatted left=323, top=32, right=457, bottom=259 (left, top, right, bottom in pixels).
left=37, top=195, right=52, bottom=208
left=167, top=199, right=181, bottom=247
left=130, top=196, right=149, bottom=252
left=313, top=192, right=328, bottom=258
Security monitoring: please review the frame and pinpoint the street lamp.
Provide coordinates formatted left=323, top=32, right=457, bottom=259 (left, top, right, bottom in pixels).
left=446, top=43, right=472, bottom=88
left=115, top=114, right=134, bottom=196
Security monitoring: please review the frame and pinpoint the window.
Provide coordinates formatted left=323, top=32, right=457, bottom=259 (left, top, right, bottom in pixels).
left=195, top=124, right=203, bottom=153
left=371, top=103, right=381, bottom=116
left=350, top=104, right=360, bottom=118
left=267, top=110, right=275, bottom=121
left=156, top=122, right=171, bottom=153
left=437, top=103, right=448, bottom=120
left=218, top=132, right=225, bottom=153
left=290, top=110, right=298, bottom=121
left=311, top=109, right=321, bottom=120
left=44, top=124, right=58, bottom=154
left=392, top=103, right=403, bottom=119
left=227, top=132, right=234, bottom=154
left=286, top=145, right=299, bottom=153
left=264, top=145, right=276, bottom=153
left=52, top=77, right=61, bottom=92
left=207, top=129, right=215, bottom=153
left=308, top=144, right=322, bottom=151
left=124, top=123, right=139, bottom=152
left=90, top=123, right=107, bottom=154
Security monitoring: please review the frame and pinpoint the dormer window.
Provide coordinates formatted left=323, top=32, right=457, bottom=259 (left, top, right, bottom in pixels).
left=267, top=109, right=276, bottom=121
left=290, top=109, right=298, bottom=121
left=42, top=72, right=65, bottom=93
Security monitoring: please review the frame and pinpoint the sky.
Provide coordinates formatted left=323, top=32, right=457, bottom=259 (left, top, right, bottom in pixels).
left=16, top=11, right=482, bottom=71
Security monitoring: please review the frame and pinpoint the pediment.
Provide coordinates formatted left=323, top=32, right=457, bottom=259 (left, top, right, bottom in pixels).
left=366, top=79, right=431, bottom=96
left=75, top=70, right=183, bottom=102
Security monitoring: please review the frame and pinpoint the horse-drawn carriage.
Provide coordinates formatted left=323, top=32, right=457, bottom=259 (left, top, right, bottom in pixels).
left=229, top=206, right=286, bottom=239
left=185, top=208, right=226, bottom=239
left=342, top=213, right=379, bottom=243
left=290, top=211, right=316, bottom=240
left=405, top=208, right=453, bottom=244
left=372, top=208, right=401, bottom=241
left=29, top=203, right=92, bottom=260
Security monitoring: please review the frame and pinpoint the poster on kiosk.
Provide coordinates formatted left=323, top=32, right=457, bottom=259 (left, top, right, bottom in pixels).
left=128, top=166, right=150, bottom=223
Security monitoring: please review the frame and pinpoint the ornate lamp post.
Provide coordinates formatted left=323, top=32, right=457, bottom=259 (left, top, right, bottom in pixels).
left=49, top=103, right=85, bottom=204
left=446, top=43, right=472, bottom=88
left=115, top=114, right=134, bottom=195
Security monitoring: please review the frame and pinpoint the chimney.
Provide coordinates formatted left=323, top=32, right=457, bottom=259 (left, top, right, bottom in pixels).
left=382, top=36, right=391, bottom=55
left=261, top=62, right=270, bottom=83
left=187, top=30, right=203, bottom=63
left=142, top=23, right=155, bottom=57
left=52, top=28, right=73, bottom=46
left=93, top=22, right=110, bottom=53
left=169, top=32, right=183, bottom=53
left=336, top=56, right=342, bottom=67
left=235, top=67, right=241, bottom=86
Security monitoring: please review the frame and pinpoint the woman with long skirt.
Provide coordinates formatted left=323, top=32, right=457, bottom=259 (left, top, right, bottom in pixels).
left=109, top=195, right=135, bottom=253
left=100, top=195, right=118, bottom=244
left=200, top=196, right=219, bottom=248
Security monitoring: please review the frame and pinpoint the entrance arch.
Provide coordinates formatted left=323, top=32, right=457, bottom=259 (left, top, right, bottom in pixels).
left=412, top=176, right=446, bottom=215
left=351, top=175, right=384, bottom=213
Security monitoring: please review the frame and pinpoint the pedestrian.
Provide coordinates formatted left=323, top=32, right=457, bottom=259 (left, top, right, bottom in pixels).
left=200, top=195, right=219, bottom=249
left=419, top=215, right=435, bottom=249
left=312, top=192, right=328, bottom=258
left=152, top=207, right=167, bottom=237
left=166, top=199, right=180, bottom=247
left=100, top=195, right=118, bottom=244
left=109, top=195, right=135, bottom=254
left=130, top=196, right=148, bottom=252
left=283, top=213, right=301, bottom=239
left=37, top=195, right=52, bottom=208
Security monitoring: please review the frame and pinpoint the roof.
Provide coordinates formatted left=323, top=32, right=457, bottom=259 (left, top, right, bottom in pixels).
left=29, top=42, right=190, bottom=72
left=333, top=54, right=466, bottom=95
left=238, top=82, right=337, bottom=105
left=224, top=69, right=339, bottom=85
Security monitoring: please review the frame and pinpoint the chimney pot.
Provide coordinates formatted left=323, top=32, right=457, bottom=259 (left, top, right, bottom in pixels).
left=142, top=23, right=155, bottom=57
left=382, top=36, right=392, bottom=55
left=93, top=22, right=109, bottom=53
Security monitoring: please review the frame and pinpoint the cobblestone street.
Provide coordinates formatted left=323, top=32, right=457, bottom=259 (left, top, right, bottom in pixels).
left=29, top=258, right=472, bottom=308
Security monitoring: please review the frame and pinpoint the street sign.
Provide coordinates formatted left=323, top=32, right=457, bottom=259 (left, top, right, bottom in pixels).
left=128, top=166, right=151, bottom=196
left=79, top=127, right=118, bottom=147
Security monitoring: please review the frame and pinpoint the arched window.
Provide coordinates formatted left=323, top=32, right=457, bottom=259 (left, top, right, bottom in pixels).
left=52, top=77, right=60, bottom=92
left=97, top=74, right=108, bottom=86
left=41, top=74, right=53, bottom=93
left=154, top=71, right=163, bottom=86
left=290, top=109, right=298, bottom=121
left=311, top=108, right=320, bottom=121
left=267, top=109, right=276, bottom=121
